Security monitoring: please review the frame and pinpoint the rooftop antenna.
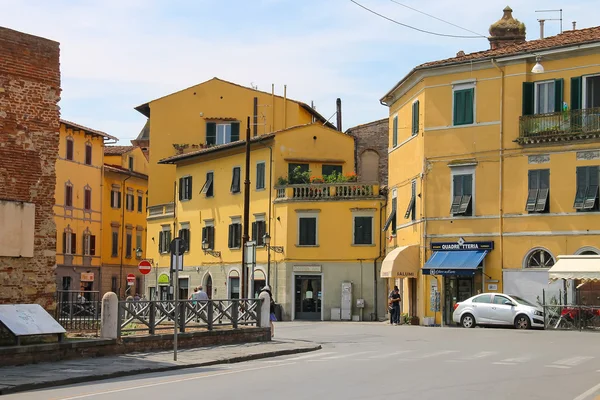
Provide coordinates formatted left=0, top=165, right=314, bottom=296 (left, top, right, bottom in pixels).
left=535, top=9, right=563, bottom=38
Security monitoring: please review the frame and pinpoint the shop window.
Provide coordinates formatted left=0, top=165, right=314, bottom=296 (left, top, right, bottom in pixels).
left=574, top=166, right=599, bottom=211
left=526, top=169, right=550, bottom=213
left=524, top=248, right=555, bottom=269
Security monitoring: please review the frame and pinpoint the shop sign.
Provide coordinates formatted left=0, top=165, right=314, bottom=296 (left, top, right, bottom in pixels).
left=293, top=265, right=321, bottom=273
left=395, top=271, right=416, bottom=277
left=80, top=273, right=94, bottom=282
left=158, top=273, right=170, bottom=285
left=424, top=269, right=477, bottom=277
left=431, top=240, right=494, bottom=251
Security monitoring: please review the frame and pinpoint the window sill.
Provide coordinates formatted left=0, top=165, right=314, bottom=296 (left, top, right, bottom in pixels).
left=296, top=244, right=319, bottom=248
left=452, top=122, right=475, bottom=127
left=352, top=243, right=376, bottom=247
left=230, top=192, right=241, bottom=195
left=111, top=255, right=118, bottom=258
left=229, top=247, right=241, bottom=250
left=451, top=214, right=474, bottom=218
left=256, top=188, right=266, bottom=192
left=125, top=256, right=132, bottom=259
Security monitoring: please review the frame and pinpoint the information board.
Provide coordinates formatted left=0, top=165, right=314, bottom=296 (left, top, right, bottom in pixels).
left=0, top=304, right=65, bottom=336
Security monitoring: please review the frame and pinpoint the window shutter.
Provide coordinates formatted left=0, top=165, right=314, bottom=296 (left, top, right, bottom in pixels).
left=571, top=77, right=582, bottom=110
left=364, top=217, right=372, bottom=244
left=159, top=231, right=164, bottom=253
left=237, top=224, right=242, bottom=248
left=258, top=221, right=265, bottom=245
left=201, top=227, right=207, bottom=246
left=228, top=224, right=234, bottom=248
left=522, top=82, right=535, bottom=116
left=392, top=116, right=398, bottom=147
left=453, top=175, right=463, bottom=197
left=412, top=101, right=419, bottom=135
left=354, top=218, right=361, bottom=244
left=118, top=193, right=122, bottom=208
left=574, top=167, right=587, bottom=209
left=62, top=232, right=67, bottom=254
left=252, top=222, right=257, bottom=242
left=308, top=218, right=316, bottom=245
left=90, top=235, right=96, bottom=256
left=206, top=122, right=217, bottom=145
left=539, top=169, right=550, bottom=190
left=187, top=177, right=192, bottom=200
left=231, top=122, right=240, bottom=142
left=178, top=178, right=183, bottom=200
left=71, top=233, right=77, bottom=254
left=554, top=79, right=564, bottom=113
left=209, top=227, right=215, bottom=249
left=464, top=89, right=474, bottom=124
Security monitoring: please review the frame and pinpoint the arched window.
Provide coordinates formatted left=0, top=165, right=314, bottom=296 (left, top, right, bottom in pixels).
left=85, top=142, right=92, bottom=165
left=360, top=150, right=380, bottom=182
left=575, top=246, right=600, bottom=255
left=524, top=248, right=555, bottom=269
left=84, top=185, right=92, bottom=211
left=228, top=270, right=240, bottom=299
left=66, top=136, right=74, bottom=160
left=65, top=181, right=73, bottom=208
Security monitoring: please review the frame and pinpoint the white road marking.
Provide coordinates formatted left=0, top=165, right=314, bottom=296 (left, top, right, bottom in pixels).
left=414, top=350, right=458, bottom=359
left=553, top=356, right=594, bottom=366
left=368, top=350, right=413, bottom=359
left=545, top=365, right=571, bottom=369
left=493, top=362, right=517, bottom=365
left=265, top=352, right=336, bottom=362
left=461, top=351, right=497, bottom=360
left=51, top=363, right=297, bottom=400
left=573, top=380, right=600, bottom=400
left=500, top=355, right=532, bottom=363
left=318, top=351, right=377, bottom=360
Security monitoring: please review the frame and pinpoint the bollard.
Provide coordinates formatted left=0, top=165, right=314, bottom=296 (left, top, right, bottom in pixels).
left=258, top=292, right=270, bottom=328
left=100, top=292, right=118, bottom=339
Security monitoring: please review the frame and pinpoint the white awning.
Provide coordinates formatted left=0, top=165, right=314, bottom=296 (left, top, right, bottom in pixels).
left=548, top=255, right=600, bottom=282
left=381, top=245, right=420, bottom=279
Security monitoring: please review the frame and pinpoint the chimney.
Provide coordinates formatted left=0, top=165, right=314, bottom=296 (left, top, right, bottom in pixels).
left=539, top=19, right=545, bottom=39
left=336, top=98, right=342, bottom=132
left=572, top=21, right=577, bottom=30
left=488, top=6, right=526, bottom=50
left=456, top=50, right=466, bottom=57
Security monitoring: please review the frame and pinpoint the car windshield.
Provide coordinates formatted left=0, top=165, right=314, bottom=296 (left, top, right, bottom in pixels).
left=509, top=295, right=538, bottom=308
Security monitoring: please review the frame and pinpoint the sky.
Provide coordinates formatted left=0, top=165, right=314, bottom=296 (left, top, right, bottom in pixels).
left=1, top=0, right=598, bottom=143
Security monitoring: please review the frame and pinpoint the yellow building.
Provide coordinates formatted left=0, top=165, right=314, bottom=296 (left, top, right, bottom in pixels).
left=54, top=120, right=116, bottom=297
left=102, top=145, right=149, bottom=298
left=140, top=78, right=386, bottom=320
left=380, top=7, right=600, bottom=326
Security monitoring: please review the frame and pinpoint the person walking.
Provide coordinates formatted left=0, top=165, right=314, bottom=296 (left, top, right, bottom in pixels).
left=389, top=286, right=401, bottom=325
left=196, top=285, right=209, bottom=301
left=260, top=286, right=276, bottom=338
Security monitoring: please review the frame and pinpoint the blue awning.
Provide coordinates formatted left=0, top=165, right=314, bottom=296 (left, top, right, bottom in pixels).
left=422, top=250, right=488, bottom=276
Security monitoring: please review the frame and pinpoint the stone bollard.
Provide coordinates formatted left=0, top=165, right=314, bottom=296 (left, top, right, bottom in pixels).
left=101, top=292, right=118, bottom=339
left=258, top=291, right=270, bottom=328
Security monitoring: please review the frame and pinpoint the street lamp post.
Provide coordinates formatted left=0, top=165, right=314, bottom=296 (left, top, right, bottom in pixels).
left=263, top=233, right=284, bottom=292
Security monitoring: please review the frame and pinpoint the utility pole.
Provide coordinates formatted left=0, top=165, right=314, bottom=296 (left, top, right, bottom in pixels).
left=241, top=116, right=251, bottom=299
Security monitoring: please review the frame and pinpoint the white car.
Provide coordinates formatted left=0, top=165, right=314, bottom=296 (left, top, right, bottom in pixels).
left=452, top=293, right=545, bottom=329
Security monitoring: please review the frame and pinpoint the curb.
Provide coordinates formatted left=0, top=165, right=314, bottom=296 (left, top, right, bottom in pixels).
left=0, top=344, right=321, bottom=396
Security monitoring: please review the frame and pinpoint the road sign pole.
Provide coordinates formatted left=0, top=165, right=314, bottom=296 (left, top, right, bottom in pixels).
left=173, top=244, right=179, bottom=361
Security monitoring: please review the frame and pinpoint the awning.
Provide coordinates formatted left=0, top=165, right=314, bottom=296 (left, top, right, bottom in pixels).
left=549, top=255, right=600, bottom=282
left=422, top=250, right=488, bottom=276
left=381, top=245, right=420, bottom=278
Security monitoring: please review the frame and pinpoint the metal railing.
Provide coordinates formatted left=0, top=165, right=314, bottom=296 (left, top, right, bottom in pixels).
left=519, top=107, right=600, bottom=139
left=118, top=298, right=262, bottom=337
left=275, top=182, right=380, bottom=201
left=543, top=304, right=600, bottom=331
left=55, top=290, right=101, bottom=334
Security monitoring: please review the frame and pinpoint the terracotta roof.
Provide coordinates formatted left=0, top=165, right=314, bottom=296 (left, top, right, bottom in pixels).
left=104, top=164, right=148, bottom=180
left=60, top=119, right=118, bottom=141
left=346, top=118, right=388, bottom=133
left=104, top=146, right=134, bottom=155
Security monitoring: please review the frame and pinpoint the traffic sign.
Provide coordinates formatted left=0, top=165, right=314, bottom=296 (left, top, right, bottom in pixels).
left=126, top=273, right=136, bottom=286
left=170, top=237, right=187, bottom=256
left=138, top=260, right=152, bottom=275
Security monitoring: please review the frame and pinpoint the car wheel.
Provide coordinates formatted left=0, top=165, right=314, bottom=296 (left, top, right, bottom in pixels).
left=461, top=313, right=476, bottom=328
left=514, top=315, right=531, bottom=329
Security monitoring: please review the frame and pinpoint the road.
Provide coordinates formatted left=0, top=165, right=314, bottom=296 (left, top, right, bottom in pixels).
left=6, top=322, right=600, bottom=400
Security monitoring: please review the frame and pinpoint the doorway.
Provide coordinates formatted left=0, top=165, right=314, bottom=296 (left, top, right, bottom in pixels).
left=205, top=275, right=213, bottom=299
left=444, top=277, right=474, bottom=325
left=294, top=275, right=322, bottom=320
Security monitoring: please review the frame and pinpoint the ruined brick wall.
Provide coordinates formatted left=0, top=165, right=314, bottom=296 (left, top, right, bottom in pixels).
left=0, top=27, right=61, bottom=308
left=346, top=118, right=389, bottom=186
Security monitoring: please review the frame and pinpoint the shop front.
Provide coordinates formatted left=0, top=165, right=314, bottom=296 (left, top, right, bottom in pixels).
left=380, top=245, right=420, bottom=318
left=422, top=240, right=494, bottom=326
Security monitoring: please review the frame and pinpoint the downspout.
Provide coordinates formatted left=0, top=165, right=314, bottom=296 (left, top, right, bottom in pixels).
left=492, top=59, right=504, bottom=292
left=375, top=196, right=387, bottom=321
left=422, top=159, right=428, bottom=324
left=99, top=159, right=104, bottom=294
left=119, top=175, right=132, bottom=299
left=258, top=141, right=274, bottom=289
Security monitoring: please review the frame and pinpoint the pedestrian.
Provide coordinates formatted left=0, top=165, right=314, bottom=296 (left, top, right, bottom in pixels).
left=134, top=293, right=140, bottom=301
left=260, top=286, right=276, bottom=338
left=389, top=286, right=401, bottom=325
left=188, top=286, right=199, bottom=300
left=196, top=285, right=209, bottom=301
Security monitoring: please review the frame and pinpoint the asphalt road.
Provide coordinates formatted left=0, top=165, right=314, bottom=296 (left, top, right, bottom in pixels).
left=6, top=322, right=600, bottom=400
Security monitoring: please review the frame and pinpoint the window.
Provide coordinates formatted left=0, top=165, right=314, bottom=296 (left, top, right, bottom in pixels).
left=256, top=162, right=266, bottom=190
left=322, top=164, right=342, bottom=177
left=126, top=190, right=135, bottom=211
left=353, top=216, right=373, bottom=245
left=111, top=231, right=119, bottom=257
left=179, top=176, right=193, bottom=201
left=383, top=189, right=397, bottom=232
left=128, top=156, right=134, bottom=171
left=85, top=143, right=92, bottom=165
left=65, top=182, right=73, bottom=208
left=574, top=166, right=599, bottom=211
left=453, top=86, right=475, bottom=126
left=583, top=75, right=600, bottom=109
left=231, top=167, right=241, bottom=193
left=202, top=223, right=215, bottom=250
left=62, top=229, right=76, bottom=255
left=412, top=100, right=419, bottom=136
left=126, top=232, right=132, bottom=258
left=493, top=295, right=510, bottom=305
left=298, top=214, right=317, bottom=246
left=83, top=234, right=96, bottom=256
left=404, top=180, right=416, bottom=220
left=137, top=193, right=143, bottom=212
left=392, top=115, right=398, bottom=147
left=111, top=188, right=121, bottom=208
left=472, top=294, right=492, bottom=303
left=229, top=271, right=240, bottom=300
left=158, top=227, right=171, bottom=254
left=526, top=169, right=550, bottom=213
left=288, top=163, right=309, bottom=184
left=84, top=186, right=92, bottom=211
left=206, top=122, right=240, bottom=145
left=525, top=248, right=555, bottom=268
left=179, top=223, right=190, bottom=252
left=136, top=232, right=142, bottom=258
left=252, top=219, right=266, bottom=246
left=111, top=276, right=118, bottom=293
left=535, top=81, right=555, bottom=114
left=201, top=172, right=214, bottom=197
left=523, top=79, right=563, bottom=116
left=66, top=137, right=74, bottom=160
left=228, top=218, right=242, bottom=249
left=451, top=174, right=473, bottom=216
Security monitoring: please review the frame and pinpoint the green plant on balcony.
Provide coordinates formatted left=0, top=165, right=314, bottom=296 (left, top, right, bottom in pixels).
left=276, top=176, right=288, bottom=186
left=288, top=166, right=311, bottom=184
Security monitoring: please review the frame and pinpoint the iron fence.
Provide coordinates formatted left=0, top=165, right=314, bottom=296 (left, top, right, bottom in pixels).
left=543, top=304, right=600, bottom=331
left=519, top=106, right=600, bottom=139
left=118, top=298, right=262, bottom=337
left=55, top=290, right=101, bottom=334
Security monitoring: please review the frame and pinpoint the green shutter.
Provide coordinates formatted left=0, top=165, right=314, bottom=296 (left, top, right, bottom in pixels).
left=554, top=79, right=564, bottom=112
left=230, top=122, right=240, bottom=142
left=178, top=178, right=183, bottom=200
left=453, top=90, right=462, bottom=124
left=522, top=82, right=535, bottom=116
left=392, top=116, right=398, bottom=147
left=464, top=89, right=474, bottom=124
left=412, top=101, right=419, bottom=135
left=454, top=89, right=474, bottom=125
left=571, top=77, right=582, bottom=110
left=206, top=122, right=217, bottom=145
left=228, top=224, right=234, bottom=248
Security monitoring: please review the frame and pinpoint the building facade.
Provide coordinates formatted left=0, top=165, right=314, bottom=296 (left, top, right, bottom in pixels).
left=346, top=118, right=389, bottom=186
left=380, top=7, right=600, bottom=325
left=0, top=27, right=61, bottom=308
left=101, top=146, right=149, bottom=298
left=54, top=121, right=116, bottom=298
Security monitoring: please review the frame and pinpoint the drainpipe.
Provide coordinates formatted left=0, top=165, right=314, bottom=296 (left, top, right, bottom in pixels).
left=118, top=175, right=132, bottom=299
left=492, top=59, right=505, bottom=293
left=258, top=141, right=274, bottom=288
left=374, top=197, right=387, bottom=321
left=99, top=159, right=104, bottom=294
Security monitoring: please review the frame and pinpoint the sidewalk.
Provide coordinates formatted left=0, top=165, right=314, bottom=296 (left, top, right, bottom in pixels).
left=0, top=339, right=321, bottom=395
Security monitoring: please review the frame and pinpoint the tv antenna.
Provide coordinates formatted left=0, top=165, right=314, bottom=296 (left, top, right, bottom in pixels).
left=535, top=9, right=563, bottom=39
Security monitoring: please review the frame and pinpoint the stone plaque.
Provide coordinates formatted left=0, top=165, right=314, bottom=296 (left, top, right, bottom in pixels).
left=293, top=265, right=322, bottom=273
left=528, top=154, right=550, bottom=164
left=576, top=151, right=600, bottom=161
left=0, top=304, right=65, bottom=336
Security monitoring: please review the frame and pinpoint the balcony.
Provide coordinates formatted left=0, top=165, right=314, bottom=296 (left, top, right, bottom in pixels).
left=147, top=202, right=174, bottom=220
left=275, top=182, right=382, bottom=202
left=518, top=107, right=600, bottom=145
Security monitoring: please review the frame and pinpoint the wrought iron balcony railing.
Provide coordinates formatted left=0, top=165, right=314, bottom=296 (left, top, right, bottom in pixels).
left=518, top=107, right=600, bottom=144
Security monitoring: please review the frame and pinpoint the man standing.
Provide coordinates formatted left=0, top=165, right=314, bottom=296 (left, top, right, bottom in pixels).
left=389, top=286, right=401, bottom=325
left=196, top=285, right=209, bottom=301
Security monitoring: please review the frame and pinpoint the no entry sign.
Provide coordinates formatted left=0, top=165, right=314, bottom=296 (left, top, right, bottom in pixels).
left=138, top=260, right=152, bottom=275
left=126, top=273, right=136, bottom=286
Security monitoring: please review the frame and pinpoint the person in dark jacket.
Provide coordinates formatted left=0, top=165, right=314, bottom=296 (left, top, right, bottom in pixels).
left=260, top=286, right=276, bottom=337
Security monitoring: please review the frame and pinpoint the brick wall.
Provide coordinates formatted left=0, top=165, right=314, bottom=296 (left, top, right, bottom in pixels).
left=0, top=26, right=61, bottom=308
left=346, top=118, right=389, bottom=186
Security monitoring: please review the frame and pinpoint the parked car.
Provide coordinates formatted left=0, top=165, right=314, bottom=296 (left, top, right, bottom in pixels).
left=452, top=293, right=544, bottom=329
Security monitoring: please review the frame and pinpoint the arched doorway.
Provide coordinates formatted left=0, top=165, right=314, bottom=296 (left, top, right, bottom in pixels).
left=360, top=150, right=380, bottom=182
left=203, top=273, right=213, bottom=299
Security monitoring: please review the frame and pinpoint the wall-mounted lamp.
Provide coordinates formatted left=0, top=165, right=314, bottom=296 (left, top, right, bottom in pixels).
left=202, top=238, right=221, bottom=258
left=135, top=247, right=143, bottom=258
left=263, top=233, right=284, bottom=254
left=531, top=56, right=544, bottom=74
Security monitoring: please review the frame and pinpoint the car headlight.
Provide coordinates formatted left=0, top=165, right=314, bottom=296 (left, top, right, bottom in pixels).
left=534, top=310, right=543, bottom=316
